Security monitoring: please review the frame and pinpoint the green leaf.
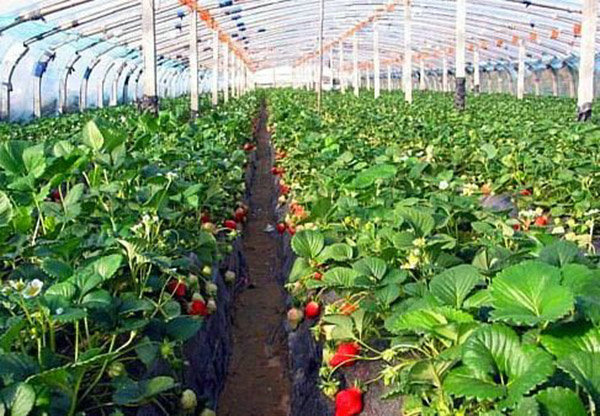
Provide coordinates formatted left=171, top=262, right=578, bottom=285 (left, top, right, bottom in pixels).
left=0, top=191, right=13, bottom=227
left=513, top=397, right=540, bottom=416
left=444, top=324, right=555, bottom=407
left=91, top=254, right=123, bottom=281
left=63, top=183, right=84, bottom=208
left=81, top=290, right=113, bottom=307
left=113, top=376, right=176, bottom=405
left=557, top=351, right=600, bottom=405
left=142, top=376, right=176, bottom=398
left=6, top=383, right=35, bottom=416
left=354, top=164, right=397, bottom=188
left=490, top=261, right=574, bottom=326
left=396, top=207, right=435, bottom=236
left=375, top=284, right=401, bottom=306
left=539, top=241, right=580, bottom=267
left=45, top=282, right=77, bottom=300
left=82, top=120, right=105, bottom=151
left=41, top=258, right=73, bottom=280
left=322, top=315, right=355, bottom=340
left=165, top=316, right=202, bottom=341
left=291, top=230, right=324, bottom=259
left=463, top=289, right=493, bottom=309
left=323, top=267, right=362, bottom=287
left=53, top=308, right=87, bottom=323
left=481, top=143, right=498, bottom=159
left=430, top=265, right=484, bottom=308
left=289, top=258, right=312, bottom=282
left=535, top=387, right=587, bottom=416
left=385, top=306, right=474, bottom=335
left=352, top=257, right=387, bottom=280
left=0, top=141, right=28, bottom=175
left=52, top=141, right=74, bottom=157
left=541, top=323, right=600, bottom=358
left=318, top=243, right=353, bottom=262
left=21, top=144, right=45, bottom=178
left=0, top=318, right=25, bottom=352
left=135, top=338, right=159, bottom=369
left=443, top=366, right=506, bottom=401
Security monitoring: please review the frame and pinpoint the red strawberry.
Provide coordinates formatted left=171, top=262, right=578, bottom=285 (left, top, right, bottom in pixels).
left=276, top=223, right=287, bottom=234
left=271, top=167, right=285, bottom=176
left=330, top=342, right=360, bottom=368
left=335, top=387, right=363, bottom=416
left=243, top=143, right=255, bottom=151
left=519, top=189, right=532, bottom=196
left=201, top=213, right=211, bottom=224
left=167, top=279, right=186, bottom=297
left=234, top=207, right=247, bottom=223
left=513, top=223, right=521, bottom=231
left=188, top=299, right=209, bottom=316
left=313, top=272, right=323, bottom=280
left=287, top=224, right=296, bottom=235
left=50, top=189, right=61, bottom=202
left=340, top=302, right=357, bottom=315
left=304, top=301, right=321, bottom=319
left=279, top=184, right=290, bottom=195
left=534, top=215, right=549, bottom=227
left=224, top=220, right=238, bottom=230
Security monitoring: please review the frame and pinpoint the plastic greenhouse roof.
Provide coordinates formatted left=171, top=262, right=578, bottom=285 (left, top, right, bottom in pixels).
left=0, top=0, right=597, bottom=74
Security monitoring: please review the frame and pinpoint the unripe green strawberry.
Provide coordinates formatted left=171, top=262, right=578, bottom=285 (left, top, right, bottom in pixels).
left=287, top=307, right=304, bottom=330
left=205, top=282, right=218, bottom=296
left=180, top=389, right=197, bottom=413
left=192, top=292, right=205, bottom=302
left=207, top=299, right=217, bottom=313
left=224, top=270, right=236, bottom=284
left=107, top=361, right=126, bottom=378
left=202, top=265, right=213, bottom=277
left=160, top=341, right=174, bottom=358
left=200, top=409, right=216, bottom=416
left=202, top=222, right=216, bottom=234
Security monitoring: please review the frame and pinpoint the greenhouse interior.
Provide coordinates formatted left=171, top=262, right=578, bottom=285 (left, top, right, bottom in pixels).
left=0, top=0, right=600, bottom=415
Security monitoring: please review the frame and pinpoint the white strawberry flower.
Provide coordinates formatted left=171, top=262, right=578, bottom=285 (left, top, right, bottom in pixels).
left=23, top=279, right=43, bottom=299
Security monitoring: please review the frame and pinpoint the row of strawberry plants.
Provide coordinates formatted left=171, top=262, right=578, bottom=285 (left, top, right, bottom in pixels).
left=269, top=89, right=600, bottom=416
left=0, top=95, right=258, bottom=415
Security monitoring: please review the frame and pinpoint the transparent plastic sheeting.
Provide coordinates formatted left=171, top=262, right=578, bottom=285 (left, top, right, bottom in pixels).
left=0, top=0, right=598, bottom=121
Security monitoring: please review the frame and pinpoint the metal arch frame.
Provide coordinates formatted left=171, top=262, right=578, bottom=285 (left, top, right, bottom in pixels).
left=109, top=60, right=129, bottom=106
left=126, top=64, right=144, bottom=103
left=134, top=67, right=144, bottom=101
left=0, top=43, right=29, bottom=120
left=120, top=63, right=138, bottom=103
left=32, top=49, right=57, bottom=118
left=0, top=0, right=596, bottom=106
left=58, top=40, right=105, bottom=114
left=97, top=61, right=118, bottom=108
left=0, top=0, right=192, bottom=117
left=79, top=44, right=122, bottom=111
left=1, top=0, right=593, bottom=71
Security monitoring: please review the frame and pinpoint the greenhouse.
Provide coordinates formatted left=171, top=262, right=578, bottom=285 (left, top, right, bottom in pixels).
left=0, top=0, right=599, bottom=415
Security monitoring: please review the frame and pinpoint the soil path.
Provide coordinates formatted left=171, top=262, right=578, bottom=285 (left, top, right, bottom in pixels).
left=218, top=103, right=290, bottom=416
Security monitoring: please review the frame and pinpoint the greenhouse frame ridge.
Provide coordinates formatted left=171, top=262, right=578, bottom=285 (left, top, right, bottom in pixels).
left=0, top=0, right=598, bottom=120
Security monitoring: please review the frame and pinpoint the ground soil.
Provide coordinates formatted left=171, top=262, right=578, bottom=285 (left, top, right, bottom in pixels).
left=218, top=104, right=290, bottom=416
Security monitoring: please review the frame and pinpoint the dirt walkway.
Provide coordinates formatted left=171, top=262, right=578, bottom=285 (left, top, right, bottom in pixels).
left=218, top=103, right=290, bottom=416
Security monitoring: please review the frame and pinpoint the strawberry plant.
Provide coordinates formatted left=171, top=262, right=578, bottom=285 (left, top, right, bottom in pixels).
left=271, top=89, right=600, bottom=415
left=0, top=94, right=258, bottom=415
